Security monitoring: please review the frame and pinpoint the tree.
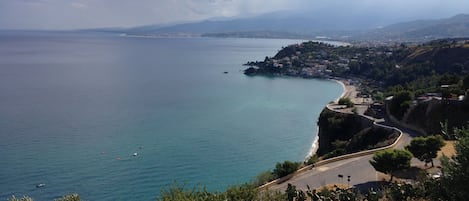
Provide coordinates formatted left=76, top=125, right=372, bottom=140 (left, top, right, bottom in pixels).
left=285, top=183, right=297, bottom=201
left=225, top=183, right=258, bottom=201
left=253, top=170, right=275, bottom=186
left=424, top=135, right=446, bottom=166
left=406, top=135, right=446, bottom=167
left=388, top=90, right=414, bottom=120
left=438, top=125, right=469, bottom=201
left=463, top=74, right=469, bottom=90
left=338, top=98, right=354, bottom=108
left=369, top=149, right=413, bottom=181
left=273, top=161, right=301, bottom=178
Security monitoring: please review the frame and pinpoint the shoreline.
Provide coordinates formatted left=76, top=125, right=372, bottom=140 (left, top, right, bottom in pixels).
left=332, top=79, right=348, bottom=102
left=305, top=78, right=349, bottom=160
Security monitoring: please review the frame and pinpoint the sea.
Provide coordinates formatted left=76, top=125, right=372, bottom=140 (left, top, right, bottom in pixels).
left=0, top=31, right=342, bottom=200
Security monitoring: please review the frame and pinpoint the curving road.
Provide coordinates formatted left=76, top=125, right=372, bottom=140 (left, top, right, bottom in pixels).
left=268, top=155, right=377, bottom=192
left=264, top=81, right=430, bottom=192
left=268, top=127, right=417, bottom=192
left=267, top=98, right=422, bottom=192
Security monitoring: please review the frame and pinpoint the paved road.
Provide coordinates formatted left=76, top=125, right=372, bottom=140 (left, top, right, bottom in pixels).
left=269, top=155, right=377, bottom=192
left=267, top=86, right=428, bottom=192
left=268, top=117, right=422, bottom=192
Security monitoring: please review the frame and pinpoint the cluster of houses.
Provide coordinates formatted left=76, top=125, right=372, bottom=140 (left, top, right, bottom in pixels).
left=261, top=42, right=398, bottom=78
left=263, top=45, right=348, bottom=78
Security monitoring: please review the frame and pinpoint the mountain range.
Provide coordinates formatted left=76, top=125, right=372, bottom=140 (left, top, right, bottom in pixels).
left=357, top=14, right=469, bottom=42
left=119, top=12, right=469, bottom=43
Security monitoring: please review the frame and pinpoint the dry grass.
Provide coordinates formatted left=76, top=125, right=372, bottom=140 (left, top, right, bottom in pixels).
left=317, top=183, right=349, bottom=191
left=407, top=47, right=431, bottom=59
left=438, top=141, right=456, bottom=158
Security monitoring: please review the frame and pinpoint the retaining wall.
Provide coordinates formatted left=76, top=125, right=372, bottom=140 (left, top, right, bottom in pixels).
left=259, top=105, right=403, bottom=190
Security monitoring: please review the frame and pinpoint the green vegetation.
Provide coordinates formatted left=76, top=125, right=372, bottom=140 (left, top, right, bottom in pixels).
left=157, top=182, right=290, bottom=201
left=404, top=99, right=469, bottom=135
left=338, top=97, right=354, bottom=108
left=369, top=149, right=413, bottom=181
left=285, top=183, right=297, bottom=201
left=387, top=90, right=413, bottom=120
left=10, top=39, right=469, bottom=201
left=463, top=74, right=469, bottom=89
left=158, top=182, right=362, bottom=201
left=251, top=160, right=302, bottom=187
left=305, top=154, right=319, bottom=165
left=8, top=194, right=80, bottom=201
left=157, top=182, right=278, bottom=201
left=273, top=160, right=301, bottom=178
left=8, top=196, right=33, bottom=201
left=406, top=135, right=446, bottom=167
left=317, top=109, right=399, bottom=158
left=317, top=109, right=364, bottom=156
left=436, top=125, right=469, bottom=200
left=247, top=38, right=469, bottom=138
left=253, top=170, right=275, bottom=186
left=54, top=194, right=80, bottom=201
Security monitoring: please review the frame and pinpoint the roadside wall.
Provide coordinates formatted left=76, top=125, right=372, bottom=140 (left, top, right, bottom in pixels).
left=385, top=101, right=427, bottom=136
left=259, top=105, right=403, bottom=191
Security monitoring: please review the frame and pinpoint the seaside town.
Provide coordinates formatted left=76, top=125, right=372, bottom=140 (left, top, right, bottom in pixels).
left=245, top=39, right=468, bottom=104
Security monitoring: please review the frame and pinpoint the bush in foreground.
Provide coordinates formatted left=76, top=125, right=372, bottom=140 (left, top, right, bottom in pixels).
left=8, top=194, right=80, bottom=201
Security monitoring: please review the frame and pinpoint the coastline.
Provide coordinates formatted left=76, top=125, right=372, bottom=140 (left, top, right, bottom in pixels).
left=305, top=78, right=358, bottom=161
left=305, top=78, right=349, bottom=160
left=332, top=79, right=348, bottom=102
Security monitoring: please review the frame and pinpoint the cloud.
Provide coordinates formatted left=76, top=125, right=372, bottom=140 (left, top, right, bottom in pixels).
left=70, top=2, right=86, bottom=9
left=0, top=0, right=468, bottom=30
left=16, top=0, right=50, bottom=6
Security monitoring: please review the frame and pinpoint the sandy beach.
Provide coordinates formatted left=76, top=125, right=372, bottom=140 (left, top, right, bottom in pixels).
left=306, top=79, right=360, bottom=160
left=333, top=79, right=361, bottom=104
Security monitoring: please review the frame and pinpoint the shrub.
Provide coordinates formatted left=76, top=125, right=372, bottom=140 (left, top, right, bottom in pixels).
left=54, top=194, right=80, bottom=201
left=273, top=161, right=301, bottom=178
left=253, top=170, right=275, bottom=186
left=8, top=196, right=33, bottom=201
left=305, top=154, right=319, bottom=165
left=338, top=98, right=354, bottom=108
left=322, top=148, right=346, bottom=159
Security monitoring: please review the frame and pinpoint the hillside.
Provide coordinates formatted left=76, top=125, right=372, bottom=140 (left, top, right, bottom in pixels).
left=245, top=38, right=469, bottom=136
left=316, top=108, right=399, bottom=158
left=356, top=14, right=469, bottom=42
left=117, top=13, right=469, bottom=43
left=123, top=12, right=380, bottom=36
left=403, top=40, right=469, bottom=73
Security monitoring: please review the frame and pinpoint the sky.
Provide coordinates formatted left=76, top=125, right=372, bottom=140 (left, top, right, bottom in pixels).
left=0, top=0, right=469, bottom=30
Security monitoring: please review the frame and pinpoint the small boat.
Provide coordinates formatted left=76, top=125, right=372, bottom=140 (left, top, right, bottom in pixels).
left=133, top=152, right=138, bottom=156
left=36, top=183, right=46, bottom=188
left=223, top=71, right=228, bottom=74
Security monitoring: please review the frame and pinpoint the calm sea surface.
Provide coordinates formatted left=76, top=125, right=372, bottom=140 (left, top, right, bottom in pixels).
left=0, top=31, right=342, bottom=200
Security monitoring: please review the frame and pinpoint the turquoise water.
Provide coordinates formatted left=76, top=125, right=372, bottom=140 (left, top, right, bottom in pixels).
left=0, top=31, right=342, bottom=200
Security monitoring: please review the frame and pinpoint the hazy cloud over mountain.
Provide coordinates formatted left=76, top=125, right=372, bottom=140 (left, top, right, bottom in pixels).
left=1, top=0, right=468, bottom=30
